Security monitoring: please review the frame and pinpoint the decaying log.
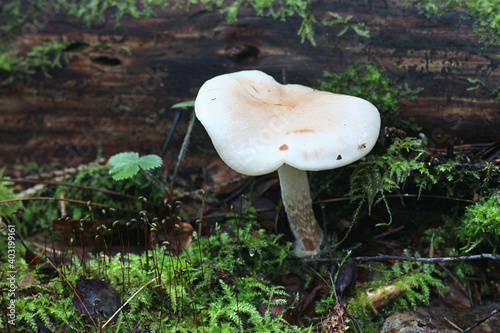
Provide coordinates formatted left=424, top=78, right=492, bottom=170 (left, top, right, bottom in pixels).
left=1, top=0, right=499, bottom=177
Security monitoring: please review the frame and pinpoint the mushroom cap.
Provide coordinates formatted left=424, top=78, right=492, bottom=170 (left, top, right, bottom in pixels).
left=195, top=70, right=381, bottom=176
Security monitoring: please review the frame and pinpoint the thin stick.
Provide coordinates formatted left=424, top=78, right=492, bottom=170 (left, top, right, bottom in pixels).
left=0, top=178, right=138, bottom=200
left=299, top=253, right=500, bottom=263
left=314, top=193, right=474, bottom=204
left=460, top=308, right=500, bottom=332
left=443, top=316, right=463, bottom=331
left=161, top=109, right=183, bottom=158
left=0, top=178, right=165, bottom=209
left=169, top=110, right=196, bottom=197
left=0, top=197, right=139, bottom=213
left=101, top=277, right=157, bottom=329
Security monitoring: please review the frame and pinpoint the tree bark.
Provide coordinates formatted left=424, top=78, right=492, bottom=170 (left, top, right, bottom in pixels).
left=1, top=0, right=499, bottom=176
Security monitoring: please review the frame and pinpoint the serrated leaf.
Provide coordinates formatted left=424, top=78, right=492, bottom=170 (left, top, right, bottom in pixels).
left=109, top=163, right=139, bottom=180
left=138, top=154, right=162, bottom=170
left=109, top=152, right=139, bottom=166
left=108, top=152, right=140, bottom=180
left=108, top=152, right=162, bottom=180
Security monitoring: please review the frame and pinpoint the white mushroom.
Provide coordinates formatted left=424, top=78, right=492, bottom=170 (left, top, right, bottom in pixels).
left=195, top=70, right=380, bottom=256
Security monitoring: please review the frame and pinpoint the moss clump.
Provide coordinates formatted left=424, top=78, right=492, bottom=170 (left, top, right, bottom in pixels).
left=456, top=192, right=500, bottom=252
left=0, top=212, right=310, bottom=332
left=1, top=0, right=167, bottom=86
left=347, top=251, right=445, bottom=333
left=0, top=38, right=70, bottom=85
left=348, top=137, right=432, bottom=214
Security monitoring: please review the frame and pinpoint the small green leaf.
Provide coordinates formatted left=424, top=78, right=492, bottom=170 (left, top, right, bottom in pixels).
left=109, top=152, right=139, bottom=166
left=109, top=162, right=139, bottom=180
left=108, top=152, right=162, bottom=180
left=138, top=155, right=163, bottom=170
left=108, top=152, right=140, bottom=180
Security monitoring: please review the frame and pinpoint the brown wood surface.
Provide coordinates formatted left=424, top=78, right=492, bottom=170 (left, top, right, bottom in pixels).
left=1, top=0, right=499, bottom=177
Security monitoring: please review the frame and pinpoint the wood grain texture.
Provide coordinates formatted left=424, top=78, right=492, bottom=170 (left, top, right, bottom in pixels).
left=1, top=0, right=499, bottom=176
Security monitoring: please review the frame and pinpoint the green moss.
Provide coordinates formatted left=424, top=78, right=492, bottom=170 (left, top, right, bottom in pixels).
left=4, top=164, right=304, bottom=332
left=430, top=162, right=500, bottom=198
left=346, top=135, right=500, bottom=220
left=15, top=166, right=165, bottom=237
left=456, top=192, right=500, bottom=252
left=1, top=0, right=168, bottom=31
left=347, top=251, right=445, bottom=333
left=0, top=211, right=310, bottom=332
left=0, top=168, right=22, bottom=218
left=348, top=137, right=433, bottom=215
left=0, top=0, right=168, bottom=86
left=0, top=38, right=70, bottom=85
left=320, top=11, right=371, bottom=38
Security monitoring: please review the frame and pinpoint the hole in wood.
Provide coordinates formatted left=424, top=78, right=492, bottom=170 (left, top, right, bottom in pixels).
left=227, top=43, right=260, bottom=62
left=64, top=42, right=90, bottom=53
left=91, top=56, right=122, bottom=66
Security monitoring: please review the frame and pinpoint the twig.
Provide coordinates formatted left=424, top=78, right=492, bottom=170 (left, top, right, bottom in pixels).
left=1, top=178, right=136, bottom=199
left=0, top=197, right=140, bottom=214
left=373, top=225, right=405, bottom=240
left=0, top=178, right=165, bottom=209
left=315, top=193, right=474, bottom=205
left=347, top=313, right=363, bottom=333
left=443, top=316, right=463, bottom=331
left=299, top=253, right=500, bottom=263
left=436, top=262, right=470, bottom=302
left=101, top=277, right=157, bottom=329
left=460, top=307, right=500, bottom=332
left=169, top=110, right=196, bottom=198
left=160, top=109, right=183, bottom=158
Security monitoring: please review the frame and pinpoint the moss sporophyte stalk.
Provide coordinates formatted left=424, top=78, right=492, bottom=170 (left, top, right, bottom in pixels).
left=1, top=210, right=309, bottom=332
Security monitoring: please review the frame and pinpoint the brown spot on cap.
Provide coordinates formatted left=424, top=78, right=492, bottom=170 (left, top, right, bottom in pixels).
left=337, top=155, right=342, bottom=160
left=285, top=128, right=314, bottom=135
left=279, top=144, right=289, bottom=151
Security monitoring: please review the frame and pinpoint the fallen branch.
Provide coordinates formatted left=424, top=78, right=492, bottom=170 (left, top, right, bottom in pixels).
left=299, top=253, right=500, bottom=263
left=0, top=197, right=140, bottom=214
left=460, top=307, right=500, bottom=333
left=0, top=178, right=165, bottom=209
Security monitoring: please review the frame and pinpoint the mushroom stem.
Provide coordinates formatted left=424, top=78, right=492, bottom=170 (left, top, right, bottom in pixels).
left=278, top=163, right=324, bottom=256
